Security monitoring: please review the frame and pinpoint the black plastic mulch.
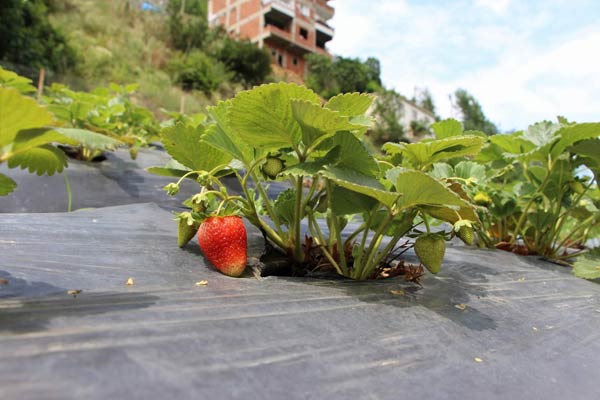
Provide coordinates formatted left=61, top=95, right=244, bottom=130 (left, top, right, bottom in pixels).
left=1, top=203, right=600, bottom=399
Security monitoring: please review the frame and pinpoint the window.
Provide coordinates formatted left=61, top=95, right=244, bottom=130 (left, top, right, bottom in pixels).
left=278, top=54, right=284, bottom=66
left=299, top=27, right=308, bottom=40
left=292, top=57, right=298, bottom=66
left=300, top=5, right=310, bottom=17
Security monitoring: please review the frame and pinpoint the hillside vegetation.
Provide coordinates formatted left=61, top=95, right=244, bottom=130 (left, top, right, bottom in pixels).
left=1, top=0, right=273, bottom=117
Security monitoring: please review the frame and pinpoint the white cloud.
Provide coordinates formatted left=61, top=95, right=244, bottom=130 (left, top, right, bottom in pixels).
left=328, top=0, right=600, bottom=130
left=475, top=0, right=512, bottom=14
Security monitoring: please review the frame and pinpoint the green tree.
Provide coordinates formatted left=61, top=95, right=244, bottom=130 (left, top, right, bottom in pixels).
left=167, top=0, right=208, bottom=16
left=0, top=0, right=77, bottom=73
left=215, top=37, right=272, bottom=88
left=453, top=88, right=498, bottom=135
left=305, top=54, right=382, bottom=98
left=370, top=88, right=407, bottom=145
left=168, top=50, right=229, bottom=94
left=414, top=87, right=437, bottom=119
left=168, top=0, right=209, bottom=52
left=305, top=54, right=339, bottom=98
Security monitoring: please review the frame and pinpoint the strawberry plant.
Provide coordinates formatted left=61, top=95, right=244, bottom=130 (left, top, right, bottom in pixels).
left=43, top=82, right=160, bottom=160
left=425, top=118, right=600, bottom=276
left=479, top=120, right=599, bottom=258
left=0, top=68, right=119, bottom=202
left=151, top=83, right=482, bottom=279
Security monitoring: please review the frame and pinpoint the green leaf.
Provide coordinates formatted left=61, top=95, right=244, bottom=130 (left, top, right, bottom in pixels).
left=383, top=135, right=485, bottom=169
left=228, top=83, right=320, bottom=151
left=394, top=169, right=466, bottom=210
left=573, top=249, right=600, bottom=280
left=572, top=139, right=600, bottom=177
left=0, top=173, right=17, bottom=196
left=430, top=163, right=454, bottom=179
left=330, top=185, right=377, bottom=215
left=368, top=209, right=417, bottom=237
left=160, top=124, right=231, bottom=171
left=325, top=93, right=374, bottom=116
left=283, top=146, right=341, bottom=177
left=147, top=160, right=194, bottom=179
left=7, top=144, right=68, bottom=175
left=454, top=161, right=487, bottom=183
left=431, top=118, right=463, bottom=139
left=11, top=128, right=79, bottom=154
left=0, top=67, right=36, bottom=93
left=522, top=121, right=561, bottom=147
left=550, top=123, right=600, bottom=160
left=572, top=138, right=600, bottom=160
left=205, top=100, right=252, bottom=164
left=291, top=100, right=361, bottom=149
left=318, top=132, right=379, bottom=177
left=321, top=166, right=399, bottom=208
left=274, top=188, right=297, bottom=227
left=488, top=133, right=532, bottom=154
left=125, top=83, right=140, bottom=93
left=527, top=210, right=554, bottom=231
left=52, top=127, right=122, bottom=151
left=0, top=87, right=54, bottom=148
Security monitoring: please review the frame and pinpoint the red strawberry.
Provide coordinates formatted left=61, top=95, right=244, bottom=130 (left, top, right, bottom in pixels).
left=198, top=216, right=247, bottom=277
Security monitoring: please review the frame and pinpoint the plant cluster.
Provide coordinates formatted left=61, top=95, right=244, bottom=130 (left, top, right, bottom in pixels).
left=0, top=68, right=116, bottom=199
left=418, top=118, right=600, bottom=278
left=152, top=83, right=483, bottom=280
left=43, top=82, right=161, bottom=160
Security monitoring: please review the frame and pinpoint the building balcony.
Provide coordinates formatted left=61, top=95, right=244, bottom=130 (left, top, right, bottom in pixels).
left=263, top=25, right=314, bottom=54
left=316, top=20, right=333, bottom=49
left=262, top=0, right=295, bottom=18
left=316, top=20, right=334, bottom=40
left=315, top=0, right=334, bottom=21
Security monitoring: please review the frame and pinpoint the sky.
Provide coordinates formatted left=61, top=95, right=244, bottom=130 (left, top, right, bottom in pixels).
left=327, top=0, right=600, bottom=132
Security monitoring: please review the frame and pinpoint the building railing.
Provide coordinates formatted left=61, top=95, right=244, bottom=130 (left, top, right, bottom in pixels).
left=264, top=24, right=293, bottom=41
left=262, top=0, right=295, bottom=13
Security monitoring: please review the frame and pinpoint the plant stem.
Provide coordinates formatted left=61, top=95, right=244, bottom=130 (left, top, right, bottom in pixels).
left=64, top=172, right=73, bottom=212
left=352, top=211, right=375, bottom=276
left=422, top=212, right=431, bottom=234
left=248, top=171, right=284, bottom=235
left=308, top=212, right=343, bottom=275
left=555, top=215, right=596, bottom=254
left=549, top=183, right=591, bottom=250
left=326, top=180, right=347, bottom=273
left=293, top=176, right=304, bottom=263
left=343, top=221, right=367, bottom=248
left=510, top=165, right=554, bottom=245
left=362, top=231, right=404, bottom=280
left=355, top=212, right=393, bottom=279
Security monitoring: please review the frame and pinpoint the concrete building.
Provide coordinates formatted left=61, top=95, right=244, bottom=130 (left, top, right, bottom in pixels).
left=369, top=93, right=437, bottom=142
left=401, top=99, right=437, bottom=140
left=208, top=0, right=334, bottom=78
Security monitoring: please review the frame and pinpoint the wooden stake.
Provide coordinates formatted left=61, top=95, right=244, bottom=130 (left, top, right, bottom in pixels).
left=37, top=68, right=45, bottom=101
left=180, top=93, right=185, bottom=114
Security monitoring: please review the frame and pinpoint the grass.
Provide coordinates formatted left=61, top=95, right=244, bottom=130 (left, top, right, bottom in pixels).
left=47, top=0, right=235, bottom=118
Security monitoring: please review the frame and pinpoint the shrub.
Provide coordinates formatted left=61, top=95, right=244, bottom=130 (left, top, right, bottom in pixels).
left=169, top=50, right=229, bottom=94
left=0, top=0, right=78, bottom=73
left=215, top=37, right=272, bottom=88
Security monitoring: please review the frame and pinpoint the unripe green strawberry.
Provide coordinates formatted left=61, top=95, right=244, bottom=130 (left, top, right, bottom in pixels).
left=569, top=181, right=585, bottom=195
left=456, top=225, right=475, bottom=245
left=198, top=216, right=247, bottom=277
left=177, top=212, right=200, bottom=248
left=414, top=233, right=446, bottom=274
left=261, top=156, right=285, bottom=179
